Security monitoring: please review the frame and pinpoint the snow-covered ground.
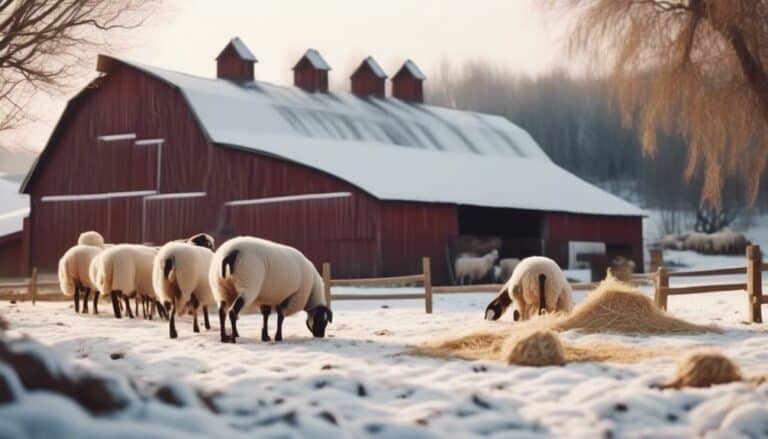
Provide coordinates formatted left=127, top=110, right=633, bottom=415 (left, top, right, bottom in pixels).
left=2, top=281, right=768, bottom=438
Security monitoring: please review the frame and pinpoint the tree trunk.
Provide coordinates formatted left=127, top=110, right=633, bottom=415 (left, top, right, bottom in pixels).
left=726, top=26, right=768, bottom=125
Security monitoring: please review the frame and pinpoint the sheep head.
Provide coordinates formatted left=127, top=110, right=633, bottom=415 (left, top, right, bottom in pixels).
left=306, top=305, right=333, bottom=338
left=187, top=233, right=215, bottom=251
left=484, top=286, right=512, bottom=321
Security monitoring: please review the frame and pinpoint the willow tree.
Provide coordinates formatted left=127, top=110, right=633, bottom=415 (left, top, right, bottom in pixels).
left=556, top=0, right=768, bottom=206
left=0, top=0, right=158, bottom=132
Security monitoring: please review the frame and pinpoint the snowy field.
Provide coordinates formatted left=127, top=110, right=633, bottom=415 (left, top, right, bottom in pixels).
left=2, top=280, right=768, bottom=438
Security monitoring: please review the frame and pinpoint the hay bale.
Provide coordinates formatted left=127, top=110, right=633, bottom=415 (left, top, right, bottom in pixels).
left=664, top=350, right=743, bottom=389
left=550, top=277, right=715, bottom=334
left=501, top=330, right=565, bottom=366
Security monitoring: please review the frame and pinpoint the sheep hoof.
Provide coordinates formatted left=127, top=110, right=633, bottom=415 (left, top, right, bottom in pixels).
left=170, top=330, right=178, bottom=339
left=261, top=334, right=271, bottom=342
left=220, top=335, right=230, bottom=343
left=275, top=334, right=283, bottom=342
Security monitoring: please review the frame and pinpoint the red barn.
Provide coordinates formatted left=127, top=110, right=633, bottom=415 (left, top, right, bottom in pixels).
left=20, top=38, right=644, bottom=283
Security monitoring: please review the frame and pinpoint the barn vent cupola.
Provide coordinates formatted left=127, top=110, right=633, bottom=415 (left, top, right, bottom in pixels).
left=293, top=49, right=331, bottom=93
left=392, top=59, right=425, bottom=103
left=216, top=37, right=257, bottom=82
left=350, top=56, right=387, bottom=98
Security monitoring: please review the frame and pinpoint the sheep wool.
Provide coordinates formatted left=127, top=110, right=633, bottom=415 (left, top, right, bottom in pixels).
left=454, top=249, right=498, bottom=285
left=93, top=244, right=158, bottom=318
left=77, top=231, right=105, bottom=247
left=58, top=244, right=103, bottom=313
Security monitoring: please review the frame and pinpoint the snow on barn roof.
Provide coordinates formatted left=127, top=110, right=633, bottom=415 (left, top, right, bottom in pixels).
left=295, top=49, right=331, bottom=71
left=398, top=59, right=426, bottom=80
left=353, top=56, right=387, bottom=79
left=28, top=55, right=644, bottom=217
left=0, top=174, right=29, bottom=237
left=216, top=37, right=257, bottom=62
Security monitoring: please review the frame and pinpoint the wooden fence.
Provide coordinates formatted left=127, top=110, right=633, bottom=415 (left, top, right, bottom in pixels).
left=654, top=245, right=765, bottom=323
left=0, top=268, right=68, bottom=303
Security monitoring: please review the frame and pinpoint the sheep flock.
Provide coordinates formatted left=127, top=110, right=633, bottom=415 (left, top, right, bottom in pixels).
left=58, top=231, right=332, bottom=343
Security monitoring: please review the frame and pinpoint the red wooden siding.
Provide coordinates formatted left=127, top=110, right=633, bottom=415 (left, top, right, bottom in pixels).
left=293, top=59, right=328, bottom=93
left=216, top=46, right=254, bottom=81
left=0, top=232, right=23, bottom=277
left=351, top=70, right=385, bottom=98
left=545, top=212, right=644, bottom=272
left=392, top=74, right=423, bottom=103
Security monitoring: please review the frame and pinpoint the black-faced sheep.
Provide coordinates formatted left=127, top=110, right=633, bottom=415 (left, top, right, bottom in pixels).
left=90, top=244, right=158, bottom=319
left=153, top=234, right=216, bottom=339
left=209, top=236, right=332, bottom=343
left=454, top=249, right=498, bottom=285
left=484, top=256, right=573, bottom=321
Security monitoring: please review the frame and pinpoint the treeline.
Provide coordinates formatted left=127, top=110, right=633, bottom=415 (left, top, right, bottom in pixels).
left=428, top=62, right=765, bottom=232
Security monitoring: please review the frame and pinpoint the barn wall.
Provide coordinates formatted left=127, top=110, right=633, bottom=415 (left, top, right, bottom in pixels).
left=545, top=213, right=644, bottom=272
left=392, top=76, right=423, bottom=103
left=379, top=202, right=459, bottom=283
left=0, top=232, right=23, bottom=278
left=351, top=71, right=385, bottom=97
left=294, top=64, right=328, bottom=92
left=216, top=47, right=254, bottom=81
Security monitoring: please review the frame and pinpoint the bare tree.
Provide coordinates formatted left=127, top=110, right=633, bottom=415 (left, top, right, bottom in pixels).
left=0, top=0, right=158, bottom=132
left=553, top=0, right=768, bottom=206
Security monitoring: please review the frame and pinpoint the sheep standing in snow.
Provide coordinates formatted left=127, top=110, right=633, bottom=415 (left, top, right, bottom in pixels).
left=454, top=249, right=498, bottom=285
left=209, top=236, right=332, bottom=343
left=497, top=258, right=521, bottom=283
left=77, top=230, right=105, bottom=247
left=58, top=231, right=107, bottom=314
left=484, top=256, right=573, bottom=322
left=90, top=244, right=158, bottom=319
left=153, top=233, right=216, bottom=339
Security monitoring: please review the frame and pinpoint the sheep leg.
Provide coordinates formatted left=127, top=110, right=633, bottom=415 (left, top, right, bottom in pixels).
left=111, top=291, right=122, bottom=318
left=203, top=306, right=210, bottom=330
left=73, top=285, right=80, bottom=313
left=81, top=288, right=90, bottom=313
left=92, top=290, right=99, bottom=314
left=191, top=293, right=200, bottom=333
left=228, top=295, right=245, bottom=344
left=158, top=300, right=168, bottom=320
left=219, top=300, right=230, bottom=343
left=169, top=297, right=178, bottom=339
left=134, top=296, right=139, bottom=318
left=124, top=296, right=134, bottom=319
left=275, top=307, right=285, bottom=342
left=148, top=298, right=155, bottom=320
left=260, top=305, right=271, bottom=342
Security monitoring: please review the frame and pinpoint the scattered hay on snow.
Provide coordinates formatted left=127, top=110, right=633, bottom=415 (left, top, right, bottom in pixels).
left=412, top=277, right=717, bottom=365
left=549, top=277, right=716, bottom=334
left=663, top=349, right=743, bottom=389
left=501, top=330, right=565, bottom=366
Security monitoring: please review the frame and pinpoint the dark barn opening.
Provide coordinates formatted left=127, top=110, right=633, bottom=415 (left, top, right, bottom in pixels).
left=457, top=206, right=545, bottom=258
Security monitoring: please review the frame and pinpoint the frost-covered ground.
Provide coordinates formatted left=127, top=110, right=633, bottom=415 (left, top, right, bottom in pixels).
left=2, top=280, right=768, bottom=438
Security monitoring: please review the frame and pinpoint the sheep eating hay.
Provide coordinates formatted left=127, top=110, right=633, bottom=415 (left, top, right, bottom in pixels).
left=662, top=349, right=743, bottom=389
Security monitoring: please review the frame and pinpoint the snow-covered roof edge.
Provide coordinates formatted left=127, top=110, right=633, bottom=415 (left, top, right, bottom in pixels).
left=217, top=37, right=257, bottom=62
left=296, top=49, right=331, bottom=71
left=399, top=60, right=426, bottom=80
left=354, top=56, right=387, bottom=79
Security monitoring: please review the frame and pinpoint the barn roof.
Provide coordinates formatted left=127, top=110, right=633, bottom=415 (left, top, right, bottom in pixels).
left=23, top=55, right=644, bottom=217
left=396, top=59, right=426, bottom=80
left=216, top=37, right=257, bottom=62
left=352, top=56, right=387, bottom=79
left=294, top=49, right=331, bottom=71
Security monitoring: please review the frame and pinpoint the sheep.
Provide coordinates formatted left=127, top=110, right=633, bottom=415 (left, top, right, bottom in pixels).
left=153, top=234, right=216, bottom=339
left=484, top=256, right=573, bottom=322
left=209, top=236, right=332, bottom=343
left=498, top=258, right=521, bottom=283
left=58, top=245, right=103, bottom=314
left=454, top=249, right=498, bottom=285
left=90, top=244, right=159, bottom=319
left=77, top=231, right=105, bottom=247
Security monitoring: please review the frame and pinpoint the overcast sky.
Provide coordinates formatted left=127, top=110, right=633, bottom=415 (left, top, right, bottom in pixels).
left=13, top=0, right=571, bottom=151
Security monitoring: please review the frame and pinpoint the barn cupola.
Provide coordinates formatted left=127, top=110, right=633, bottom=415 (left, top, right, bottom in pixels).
left=392, top=59, right=426, bottom=103
left=350, top=56, right=387, bottom=98
left=216, top=37, right=257, bottom=82
left=293, top=49, right=331, bottom=93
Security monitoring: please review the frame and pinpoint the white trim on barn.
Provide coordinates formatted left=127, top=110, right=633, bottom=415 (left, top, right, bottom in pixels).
left=97, top=133, right=137, bottom=142
left=143, top=192, right=207, bottom=200
left=41, top=190, right=157, bottom=202
left=225, top=192, right=352, bottom=207
left=135, top=138, right=165, bottom=146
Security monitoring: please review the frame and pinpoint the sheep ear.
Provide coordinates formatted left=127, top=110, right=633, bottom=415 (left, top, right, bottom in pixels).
left=484, top=289, right=512, bottom=321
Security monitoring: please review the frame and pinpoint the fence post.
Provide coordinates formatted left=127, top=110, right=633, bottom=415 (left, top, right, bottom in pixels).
left=422, top=257, right=433, bottom=314
left=322, top=263, right=332, bottom=307
left=747, top=245, right=763, bottom=323
left=655, top=266, right=668, bottom=311
left=650, top=249, right=664, bottom=274
left=28, top=267, right=38, bottom=306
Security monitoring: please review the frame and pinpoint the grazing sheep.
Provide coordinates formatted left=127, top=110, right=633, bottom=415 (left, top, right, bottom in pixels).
left=209, top=236, right=332, bottom=343
left=77, top=231, right=105, bottom=247
left=153, top=234, right=216, bottom=339
left=91, top=244, right=158, bottom=319
left=58, top=245, right=103, bottom=314
left=498, top=258, right=521, bottom=283
left=484, top=256, right=572, bottom=322
left=454, top=249, right=498, bottom=285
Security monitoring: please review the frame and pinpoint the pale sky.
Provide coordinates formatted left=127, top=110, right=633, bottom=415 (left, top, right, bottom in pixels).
left=11, top=0, right=571, bottom=151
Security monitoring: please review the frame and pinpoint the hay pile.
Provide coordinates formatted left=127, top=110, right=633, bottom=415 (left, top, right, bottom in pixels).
left=549, top=277, right=716, bottom=334
left=502, top=330, right=565, bottom=366
left=412, top=277, right=717, bottom=365
left=663, top=350, right=743, bottom=389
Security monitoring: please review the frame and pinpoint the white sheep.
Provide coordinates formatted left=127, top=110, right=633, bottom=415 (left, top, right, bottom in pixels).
left=77, top=231, right=105, bottom=247
left=153, top=234, right=216, bottom=339
left=91, top=244, right=159, bottom=319
left=498, top=257, right=521, bottom=283
left=209, top=236, right=332, bottom=343
left=58, top=245, right=103, bottom=314
left=484, top=256, right=573, bottom=322
left=454, top=249, right=498, bottom=285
